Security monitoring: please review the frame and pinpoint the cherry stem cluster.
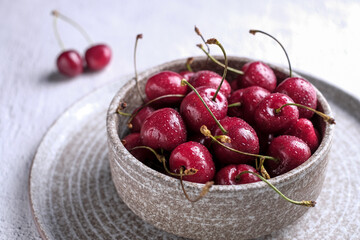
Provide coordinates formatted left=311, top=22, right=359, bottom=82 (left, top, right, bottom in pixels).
left=256, top=157, right=271, bottom=179
left=180, top=167, right=214, bottom=203
left=275, top=103, right=336, bottom=124
left=249, top=29, right=292, bottom=78
left=51, top=10, right=93, bottom=50
left=181, top=79, right=228, bottom=134
left=134, top=34, right=145, bottom=102
left=194, top=26, right=210, bottom=58
left=196, top=44, right=244, bottom=75
left=206, top=38, right=228, bottom=101
left=200, top=125, right=278, bottom=162
left=235, top=171, right=316, bottom=207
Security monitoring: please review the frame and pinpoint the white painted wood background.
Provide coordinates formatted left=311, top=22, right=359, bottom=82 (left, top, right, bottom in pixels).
left=1, top=0, right=359, bottom=239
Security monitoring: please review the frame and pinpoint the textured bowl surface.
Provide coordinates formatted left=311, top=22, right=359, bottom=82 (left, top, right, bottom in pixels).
left=106, top=56, right=334, bottom=240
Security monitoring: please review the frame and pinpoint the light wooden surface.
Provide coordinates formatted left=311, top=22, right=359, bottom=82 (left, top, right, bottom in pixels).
left=1, top=0, right=359, bottom=239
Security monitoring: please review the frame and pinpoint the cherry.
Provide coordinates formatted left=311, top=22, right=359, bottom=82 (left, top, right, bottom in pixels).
left=187, top=133, right=212, bottom=149
left=169, top=141, right=215, bottom=183
left=266, top=135, right=311, bottom=177
left=180, top=86, right=228, bottom=132
left=179, top=70, right=195, bottom=81
left=254, top=93, right=299, bottom=134
left=212, top=117, right=259, bottom=165
left=275, top=77, right=317, bottom=119
left=215, top=164, right=260, bottom=185
left=145, top=71, right=188, bottom=105
left=189, top=70, right=231, bottom=97
left=140, top=108, right=187, bottom=151
left=236, top=61, right=277, bottom=92
left=122, top=133, right=149, bottom=163
left=129, top=106, right=155, bottom=132
left=85, top=44, right=112, bottom=70
left=228, top=86, right=270, bottom=125
left=56, top=50, right=83, bottom=77
left=284, top=118, right=320, bottom=153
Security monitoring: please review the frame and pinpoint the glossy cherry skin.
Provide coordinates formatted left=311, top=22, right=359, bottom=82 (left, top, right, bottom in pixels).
left=122, top=133, right=149, bottom=163
left=85, top=44, right=112, bottom=70
left=140, top=108, right=187, bottom=151
left=237, top=61, right=277, bottom=92
left=180, top=86, right=228, bottom=132
left=169, top=141, right=215, bottom=183
left=189, top=70, right=231, bottom=97
left=56, top=50, right=83, bottom=77
left=275, top=77, right=317, bottom=119
left=212, top=117, right=259, bottom=165
left=284, top=118, right=320, bottom=153
left=145, top=71, right=188, bottom=105
left=228, top=86, right=270, bottom=125
left=130, top=106, right=155, bottom=133
left=266, top=135, right=311, bottom=177
left=179, top=70, right=195, bottom=81
left=215, top=164, right=260, bottom=185
left=254, top=93, right=299, bottom=134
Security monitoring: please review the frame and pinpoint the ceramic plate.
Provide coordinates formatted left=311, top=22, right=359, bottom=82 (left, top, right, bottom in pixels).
left=29, top=73, right=360, bottom=239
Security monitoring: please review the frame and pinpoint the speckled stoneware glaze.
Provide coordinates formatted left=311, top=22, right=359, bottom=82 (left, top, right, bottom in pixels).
left=106, top=56, right=334, bottom=240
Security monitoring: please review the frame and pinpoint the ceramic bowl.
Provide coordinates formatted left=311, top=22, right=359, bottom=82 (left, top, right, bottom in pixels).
left=106, top=56, right=334, bottom=240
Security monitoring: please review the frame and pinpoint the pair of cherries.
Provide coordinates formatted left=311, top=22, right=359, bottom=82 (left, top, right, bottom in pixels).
left=52, top=11, right=111, bottom=77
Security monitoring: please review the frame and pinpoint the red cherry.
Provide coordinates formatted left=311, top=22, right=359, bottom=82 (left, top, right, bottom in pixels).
left=122, top=133, right=149, bottom=163
left=180, top=86, right=228, bottom=132
left=140, top=108, right=187, bottom=151
left=215, top=164, right=260, bottom=185
left=169, top=141, right=215, bottom=183
left=284, top=118, right=320, bottom=153
left=212, top=117, right=259, bottom=165
left=275, top=77, right=317, bottom=119
left=85, top=44, right=112, bottom=71
left=237, top=61, right=277, bottom=92
left=189, top=70, right=232, bottom=97
left=228, top=86, right=270, bottom=125
left=145, top=71, right=188, bottom=105
left=254, top=93, right=299, bottom=134
left=56, top=50, right=83, bottom=77
left=179, top=70, right=195, bottom=81
left=266, top=135, right=311, bottom=177
left=129, top=106, right=155, bottom=132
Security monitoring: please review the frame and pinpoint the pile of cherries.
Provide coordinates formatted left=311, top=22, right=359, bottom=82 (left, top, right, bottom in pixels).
left=51, top=11, right=111, bottom=77
left=118, top=30, right=334, bottom=205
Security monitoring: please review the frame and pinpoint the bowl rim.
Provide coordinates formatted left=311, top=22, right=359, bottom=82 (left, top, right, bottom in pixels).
left=106, top=55, right=334, bottom=192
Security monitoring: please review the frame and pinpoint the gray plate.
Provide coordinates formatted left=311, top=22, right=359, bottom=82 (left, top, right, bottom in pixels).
left=29, top=73, right=360, bottom=240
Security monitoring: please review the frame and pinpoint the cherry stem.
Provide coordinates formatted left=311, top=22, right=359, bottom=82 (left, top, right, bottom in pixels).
left=181, top=79, right=227, bottom=134
left=130, top=146, right=197, bottom=177
left=197, top=44, right=244, bottom=75
left=186, top=57, right=194, bottom=72
left=125, top=94, right=185, bottom=129
left=235, top=171, right=316, bottom=207
left=275, top=103, right=336, bottom=124
left=228, top=102, right=241, bottom=108
left=249, top=29, right=292, bottom=77
left=52, top=13, right=65, bottom=50
left=51, top=10, right=93, bottom=45
left=194, top=26, right=210, bottom=57
left=205, top=38, right=228, bottom=101
left=257, top=157, right=271, bottom=179
left=134, top=34, right=145, bottom=103
left=200, top=125, right=278, bottom=162
left=179, top=167, right=214, bottom=203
